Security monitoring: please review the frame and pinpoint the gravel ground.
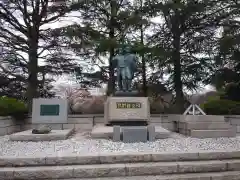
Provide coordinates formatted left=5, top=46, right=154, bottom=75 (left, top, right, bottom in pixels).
left=1, top=132, right=240, bottom=157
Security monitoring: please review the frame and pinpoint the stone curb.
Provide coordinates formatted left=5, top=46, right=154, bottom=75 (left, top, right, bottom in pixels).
left=1, top=150, right=240, bottom=167
left=1, top=159, right=240, bottom=179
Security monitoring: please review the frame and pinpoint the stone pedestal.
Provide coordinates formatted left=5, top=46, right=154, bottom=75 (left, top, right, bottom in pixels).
left=104, top=97, right=150, bottom=125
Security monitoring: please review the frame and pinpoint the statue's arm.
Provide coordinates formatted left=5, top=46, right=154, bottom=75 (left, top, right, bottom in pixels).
left=133, top=55, right=138, bottom=70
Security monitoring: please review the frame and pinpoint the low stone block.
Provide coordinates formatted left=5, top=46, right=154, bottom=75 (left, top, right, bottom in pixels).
left=0, top=119, right=14, bottom=128
left=73, top=164, right=126, bottom=178
left=125, top=162, right=178, bottom=176
left=0, top=127, right=7, bottom=136
left=13, top=166, right=73, bottom=179
left=211, top=171, right=240, bottom=180
left=74, top=124, right=92, bottom=131
left=177, top=160, right=226, bottom=173
left=99, top=152, right=151, bottom=164
left=9, top=129, right=73, bottom=141
left=0, top=168, right=14, bottom=180
left=94, top=117, right=105, bottom=123
left=148, top=125, right=155, bottom=141
left=63, top=124, right=75, bottom=129
left=155, top=126, right=170, bottom=139
left=198, top=151, right=240, bottom=160
left=68, top=117, right=93, bottom=124
left=0, top=156, right=45, bottom=167
left=151, top=152, right=199, bottom=162
left=91, top=125, right=113, bottom=139
left=190, top=129, right=235, bottom=138
left=224, top=159, right=240, bottom=171
left=76, top=154, right=100, bottom=165
left=113, top=126, right=121, bottom=142
left=122, top=126, right=147, bottom=143
left=7, top=125, right=21, bottom=134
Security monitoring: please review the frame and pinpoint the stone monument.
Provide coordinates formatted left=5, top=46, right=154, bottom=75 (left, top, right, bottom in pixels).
left=104, top=46, right=152, bottom=142
left=32, top=98, right=68, bottom=124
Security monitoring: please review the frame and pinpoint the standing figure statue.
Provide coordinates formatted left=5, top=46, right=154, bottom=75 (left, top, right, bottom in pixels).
left=112, top=46, right=138, bottom=92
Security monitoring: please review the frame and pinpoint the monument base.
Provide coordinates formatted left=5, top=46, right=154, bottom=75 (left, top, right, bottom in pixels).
left=104, top=97, right=150, bottom=125
left=106, top=121, right=148, bottom=126
left=114, top=90, right=140, bottom=97
left=91, top=124, right=171, bottom=142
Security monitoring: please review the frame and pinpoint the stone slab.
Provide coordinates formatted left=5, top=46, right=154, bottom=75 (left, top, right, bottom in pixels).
left=113, top=126, right=121, bottom=141
left=122, top=126, right=148, bottom=143
left=190, top=129, right=236, bottom=138
left=91, top=125, right=113, bottom=139
left=9, top=129, right=73, bottom=141
left=148, top=125, right=155, bottom=141
left=183, top=115, right=225, bottom=122
left=91, top=124, right=170, bottom=140
left=155, top=126, right=171, bottom=139
left=32, top=98, right=68, bottom=124
left=185, top=122, right=231, bottom=130
left=104, top=97, right=150, bottom=124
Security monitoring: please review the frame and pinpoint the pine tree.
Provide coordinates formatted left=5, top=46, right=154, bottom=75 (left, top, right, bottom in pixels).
left=145, top=0, right=229, bottom=112
left=0, top=0, right=80, bottom=109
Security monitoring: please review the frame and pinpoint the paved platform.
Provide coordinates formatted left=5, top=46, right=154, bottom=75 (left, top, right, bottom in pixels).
left=91, top=124, right=170, bottom=139
left=9, top=129, right=74, bottom=141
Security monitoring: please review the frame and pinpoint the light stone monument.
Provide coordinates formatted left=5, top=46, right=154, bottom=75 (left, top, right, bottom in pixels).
left=9, top=98, right=73, bottom=141
left=32, top=98, right=68, bottom=124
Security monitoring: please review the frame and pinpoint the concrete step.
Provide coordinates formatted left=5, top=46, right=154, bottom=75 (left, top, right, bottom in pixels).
left=2, top=151, right=240, bottom=167
left=1, top=159, right=240, bottom=179
left=190, top=129, right=236, bottom=138
left=185, top=122, right=232, bottom=130
left=51, top=171, right=240, bottom=180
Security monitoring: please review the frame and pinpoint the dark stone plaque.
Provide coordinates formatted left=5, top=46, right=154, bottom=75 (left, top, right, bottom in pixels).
left=40, top=104, right=60, bottom=116
left=116, top=102, right=141, bottom=109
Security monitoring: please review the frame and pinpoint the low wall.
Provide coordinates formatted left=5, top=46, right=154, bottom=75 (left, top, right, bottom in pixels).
left=1, top=115, right=240, bottom=136
left=225, top=115, right=240, bottom=133
left=0, top=117, right=21, bottom=136
left=23, top=114, right=175, bottom=132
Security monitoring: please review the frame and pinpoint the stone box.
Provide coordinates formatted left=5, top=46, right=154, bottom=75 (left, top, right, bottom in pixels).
left=104, top=97, right=150, bottom=124
left=32, top=98, right=68, bottom=124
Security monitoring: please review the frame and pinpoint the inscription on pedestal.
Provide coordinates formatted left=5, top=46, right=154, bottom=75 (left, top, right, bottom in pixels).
left=116, top=102, right=141, bottom=109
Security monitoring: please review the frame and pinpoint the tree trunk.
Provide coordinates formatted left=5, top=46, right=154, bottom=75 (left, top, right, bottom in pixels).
left=107, top=0, right=117, bottom=95
left=172, top=35, right=184, bottom=113
left=140, top=25, right=147, bottom=96
left=140, top=0, right=147, bottom=96
left=26, top=32, right=39, bottom=112
left=172, top=6, right=184, bottom=113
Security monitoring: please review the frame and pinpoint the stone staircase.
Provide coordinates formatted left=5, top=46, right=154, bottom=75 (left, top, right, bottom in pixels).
left=178, top=115, right=237, bottom=138
left=1, top=150, right=240, bottom=179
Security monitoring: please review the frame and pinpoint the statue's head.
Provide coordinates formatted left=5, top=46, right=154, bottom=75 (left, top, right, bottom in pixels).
left=122, top=46, right=131, bottom=54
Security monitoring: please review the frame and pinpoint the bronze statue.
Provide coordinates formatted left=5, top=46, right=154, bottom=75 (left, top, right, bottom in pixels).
left=112, top=46, right=137, bottom=92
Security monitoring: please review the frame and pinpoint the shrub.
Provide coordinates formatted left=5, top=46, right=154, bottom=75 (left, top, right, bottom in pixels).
left=201, top=99, right=240, bottom=115
left=0, top=97, right=28, bottom=120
